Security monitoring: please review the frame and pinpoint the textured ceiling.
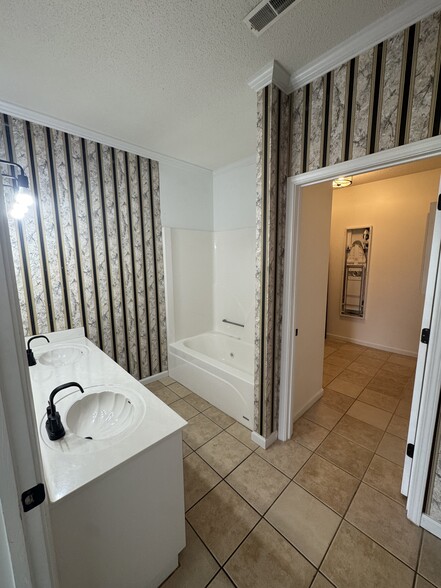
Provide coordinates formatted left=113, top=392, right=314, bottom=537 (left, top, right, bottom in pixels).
left=0, top=0, right=409, bottom=169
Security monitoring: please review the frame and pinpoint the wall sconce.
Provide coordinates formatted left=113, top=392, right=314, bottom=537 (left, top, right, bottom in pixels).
left=0, top=158, right=33, bottom=219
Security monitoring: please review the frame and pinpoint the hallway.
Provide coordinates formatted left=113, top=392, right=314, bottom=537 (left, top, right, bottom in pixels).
left=152, top=340, right=441, bottom=587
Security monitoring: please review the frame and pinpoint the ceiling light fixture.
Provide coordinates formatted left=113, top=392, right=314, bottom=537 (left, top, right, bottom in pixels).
left=0, top=158, right=33, bottom=220
left=332, top=176, right=353, bottom=188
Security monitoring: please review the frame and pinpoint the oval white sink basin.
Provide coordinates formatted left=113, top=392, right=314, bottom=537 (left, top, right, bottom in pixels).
left=66, top=391, right=135, bottom=440
left=38, top=345, right=89, bottom=367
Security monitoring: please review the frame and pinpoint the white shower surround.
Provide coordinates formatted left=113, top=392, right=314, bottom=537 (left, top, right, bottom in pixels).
left=168, top=332, right=254, bottom=429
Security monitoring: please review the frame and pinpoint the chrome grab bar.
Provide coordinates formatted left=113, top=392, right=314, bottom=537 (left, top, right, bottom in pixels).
left=222, top=319, right=245, bottom=328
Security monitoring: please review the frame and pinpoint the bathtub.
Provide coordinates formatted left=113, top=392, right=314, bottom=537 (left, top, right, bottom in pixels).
left=168, top=332, right=254, bottom=429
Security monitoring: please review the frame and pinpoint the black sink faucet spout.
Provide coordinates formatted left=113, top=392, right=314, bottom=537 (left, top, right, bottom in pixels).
left=46, top=382, right=85, bottom=441
left=27, top=335, right=50, bottom=366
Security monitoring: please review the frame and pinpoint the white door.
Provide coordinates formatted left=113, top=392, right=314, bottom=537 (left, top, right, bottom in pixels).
left=0, top=182, right=57, bottom=587
left=403, top=175, right=441, bottom=527
left=291, top=182, right=333, bottom=422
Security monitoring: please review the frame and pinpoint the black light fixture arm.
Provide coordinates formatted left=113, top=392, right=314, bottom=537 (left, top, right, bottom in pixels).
left=0, top=158, right=29, bottom=189
left=0, top=158, right=26, bottom=177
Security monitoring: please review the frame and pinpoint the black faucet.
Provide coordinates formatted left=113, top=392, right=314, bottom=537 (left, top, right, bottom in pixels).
left=46, top=382, right=84, bottom=441
left=27, top=335, right=50, bottom=366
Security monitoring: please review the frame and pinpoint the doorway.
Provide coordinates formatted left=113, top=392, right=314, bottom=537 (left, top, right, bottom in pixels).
left=279, top=143, right=441, bottom=535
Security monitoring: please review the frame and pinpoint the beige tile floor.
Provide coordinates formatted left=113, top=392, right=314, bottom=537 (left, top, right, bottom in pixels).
left=148, top=339, right=441, bottom=588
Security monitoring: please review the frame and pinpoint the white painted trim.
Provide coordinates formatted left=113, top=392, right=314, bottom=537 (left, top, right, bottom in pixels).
left=289, top=0, right=441, bottom=91
left=0, top=184, right=57, bottom=586
left=140, top=371, right=169, bottom=386
left=163, top=227, right=176, bottom=346
left=251, top=430, right=278, bottom=449
left=0, top=99, right=211, bottom=173
left=278, top=184, right=301, bottom=442
left=247, top=60, right=291, bottom=94
left=325, top=333, right=418, bottom=357
left=292, top=388, right=324, bottom=423
left=291, top=137, right=441, bottom=187
left=421, top=514, right=441, bottom=539
left=279, top=137, right=441, bottom=519
left=213, top=155, right=256, bottom=176
left=407, top=192, right=441, bottom=523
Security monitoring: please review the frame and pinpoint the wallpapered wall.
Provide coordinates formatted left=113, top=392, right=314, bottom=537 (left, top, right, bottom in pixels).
left=0, top=114, right=167, bottom=379
left=255, top=10, right=441, bottom=437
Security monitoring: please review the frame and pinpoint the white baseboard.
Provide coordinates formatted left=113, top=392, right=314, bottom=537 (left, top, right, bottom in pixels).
left=140, top=371, right=168, bottom=385
left=421, top=514, right=441, bottom=539
left=292, top=388, right=324, bottom=423
left=326, top=333, right=418, bottom=358
left=251, top=430, right=278, bottom=449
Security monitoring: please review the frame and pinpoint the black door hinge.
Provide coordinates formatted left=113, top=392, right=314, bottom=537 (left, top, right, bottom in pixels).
left=21, top=483, right=46, bottom=512
left=421, top=328, right=430, bottom=344
left=295, top=329, right=298, bottom=336
left=406, top=443, right=415, bottom=458
left=438, top=193, right=441, bottom=211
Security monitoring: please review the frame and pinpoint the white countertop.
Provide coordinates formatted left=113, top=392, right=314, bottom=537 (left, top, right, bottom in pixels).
left=27, top=328, right=187, bottom=503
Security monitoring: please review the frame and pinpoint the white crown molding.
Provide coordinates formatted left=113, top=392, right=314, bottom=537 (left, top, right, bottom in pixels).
left=289, top=136, right=441, bottom=186
left=289, top=0, right=441, bottom=92
left=247, top=60, right=291, bottom=94
left=0, top=99, right=211, bottom=173
left=213, top=154, right=256, bottom=176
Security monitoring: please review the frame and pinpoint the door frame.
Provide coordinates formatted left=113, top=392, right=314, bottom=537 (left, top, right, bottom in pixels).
left=279, top=135, right=441, bottom=527
left=0, top=183, right=58, bottom=587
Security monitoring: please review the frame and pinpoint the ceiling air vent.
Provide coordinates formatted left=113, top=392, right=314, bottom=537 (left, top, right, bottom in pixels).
left=244, top=0, right=298, bottom=36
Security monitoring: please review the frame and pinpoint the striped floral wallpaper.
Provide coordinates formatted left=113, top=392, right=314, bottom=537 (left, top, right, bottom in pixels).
left=255, top=10, right=441, bottom=437
left=255, top=84, right=290, bottom=436
left=290, top=11, right=441, bottom=175
left=0, top=114, right=167, bottom=379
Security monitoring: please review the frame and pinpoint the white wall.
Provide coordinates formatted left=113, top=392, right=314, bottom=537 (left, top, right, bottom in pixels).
left=167, top=229, right=214, bottom=342
left=327, top=169, right=441, bottom=355
left=213, top=158, right=256, bottom=342
left=160, top=161, right=214, bottom=343
left=213, top=229, right=256, bottom=342
left=213, top=158, right=256, bottom=230
left=163, top=157, right=257, bottom=344
left=159, top=161, right=213, bottom=230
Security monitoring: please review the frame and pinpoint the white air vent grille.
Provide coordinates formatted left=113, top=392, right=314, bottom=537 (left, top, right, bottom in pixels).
left=249, top=4, right=277, bottom=32
left=244, top=0, right=298, bottom=36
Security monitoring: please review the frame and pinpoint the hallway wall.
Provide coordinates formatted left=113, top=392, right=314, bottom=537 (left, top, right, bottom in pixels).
left=327, top=169, right=440, bottom=355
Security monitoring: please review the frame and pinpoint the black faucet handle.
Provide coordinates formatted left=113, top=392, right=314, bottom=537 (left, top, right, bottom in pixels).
left=27, top=334, right=50, bottom=351
left=27, top=335, right=50, bottom=367
left=48, top=382, right=85, bottom=411
left=45, top=382, right=84, bottom=442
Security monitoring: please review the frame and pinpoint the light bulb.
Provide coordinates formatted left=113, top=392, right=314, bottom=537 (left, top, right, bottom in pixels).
left=10, top=201, right=28, bottom=220
left=16, top=187, right=33, bottom=208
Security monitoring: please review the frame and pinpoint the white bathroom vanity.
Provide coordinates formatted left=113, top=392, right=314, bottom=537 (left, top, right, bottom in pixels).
left=27, top=328, right=186, bottom=588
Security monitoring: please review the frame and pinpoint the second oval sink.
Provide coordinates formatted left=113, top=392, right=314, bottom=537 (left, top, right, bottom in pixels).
left=66, top=391, right=135, bottom=440
left=38, top=345, right=89, bottom=367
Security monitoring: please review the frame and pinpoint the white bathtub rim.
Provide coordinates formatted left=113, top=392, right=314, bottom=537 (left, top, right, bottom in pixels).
left=170, top=332, right=253, bottom=384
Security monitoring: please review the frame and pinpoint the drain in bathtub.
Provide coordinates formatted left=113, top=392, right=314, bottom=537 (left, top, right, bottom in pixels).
left=84, top=436, right=93, bottom=440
